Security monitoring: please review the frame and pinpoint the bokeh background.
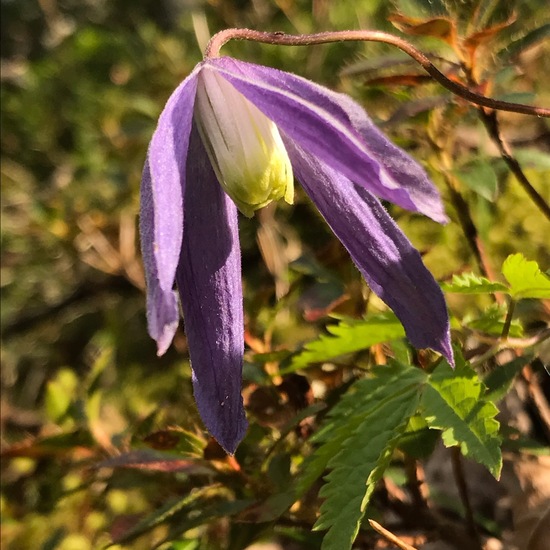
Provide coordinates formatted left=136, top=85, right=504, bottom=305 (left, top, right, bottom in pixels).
left=2, top=1, right=549, bottom=549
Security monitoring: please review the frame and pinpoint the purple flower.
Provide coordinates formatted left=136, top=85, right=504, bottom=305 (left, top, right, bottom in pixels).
left=140, top=56, right=453, bottom=454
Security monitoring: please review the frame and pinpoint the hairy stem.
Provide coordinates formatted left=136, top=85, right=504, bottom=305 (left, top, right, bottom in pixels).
left=205, top=29, right=550, bottom=117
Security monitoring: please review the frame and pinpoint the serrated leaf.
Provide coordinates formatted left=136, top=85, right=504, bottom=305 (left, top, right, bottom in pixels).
left=502, top=254, right=550, bottom=299
left=299, top=360, right=502, bottom=549
left=297, top=365, right=425, bottom=495
left=286, top=314, right=405, bottom=372
left=315, top=385, right=421, bottom=549
left=442, top=272, right=509, bottom=294
left=421, top=363, right=502, bottom=478
left=465, top=303, right=523, bottom=338
left=298, top=364, right=425, bottom=550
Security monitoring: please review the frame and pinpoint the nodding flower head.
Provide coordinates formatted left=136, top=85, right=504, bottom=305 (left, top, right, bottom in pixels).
left=140, top=55, right=453, bottom=454
left=194, top=67, right=294, bottom=217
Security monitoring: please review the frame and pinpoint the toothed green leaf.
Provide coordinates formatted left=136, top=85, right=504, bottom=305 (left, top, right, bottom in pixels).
left=501, top=253, right=550, bottom=299
left=442, top=272, right=508, bottom=294
left=421, top=362, right=502, bottom=478
left=285, top=313, right=405, bottom=372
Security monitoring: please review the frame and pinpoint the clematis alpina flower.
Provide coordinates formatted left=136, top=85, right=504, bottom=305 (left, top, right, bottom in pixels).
left=140, top=56, right=453, bottom=454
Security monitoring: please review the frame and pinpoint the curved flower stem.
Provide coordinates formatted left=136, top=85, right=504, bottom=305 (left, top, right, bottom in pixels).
left=205, top=29, right=550, bottom=118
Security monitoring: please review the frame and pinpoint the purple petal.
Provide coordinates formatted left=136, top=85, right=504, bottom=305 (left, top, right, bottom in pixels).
left=209, top=57, right=446, bottom=222
left=176, top=124, right=247, bottom=454
left=331, top=93, right=448, bottom=224
left=285, top=137, right=453, bottom=364
left=140, top=66, right=200, bottom=355
left=140, top=158, right=179, bottom=355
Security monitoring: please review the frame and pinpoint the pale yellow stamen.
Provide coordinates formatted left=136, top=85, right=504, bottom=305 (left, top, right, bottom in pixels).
left=194, top=67, right=294, bottom=217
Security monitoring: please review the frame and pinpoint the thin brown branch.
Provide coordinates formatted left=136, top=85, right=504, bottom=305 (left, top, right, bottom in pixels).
left=501, top=298, right=516, bottom=341
left=450, top=447, right=481, bottom=547
left=368, top=519, right=418, bottom=550
left=522, top=365, right=550, bottom=441
left=404, top=457, right=429, bottom=509
left=205, top=29, right=550, bottom=117
left=442, top=173, right=492, bottom=280
left=477, top=108, right=550, bottom=221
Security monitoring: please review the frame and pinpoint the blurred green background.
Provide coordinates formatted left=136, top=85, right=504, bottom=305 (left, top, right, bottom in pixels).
left=1, top=0, right=549, bottom=548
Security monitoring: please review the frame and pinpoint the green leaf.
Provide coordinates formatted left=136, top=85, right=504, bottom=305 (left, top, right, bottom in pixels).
left=45, top=368, right=79, bottom=422
left=484, top=357, right=531, bottom=402
left=110, top=487, right=252, bottom=546
left=421, top=362, right=502, bottom=478
left=465, top=303, right=523, bottom=338
left=397, top=415, right=440, bottom=459
left=498, top=23, right=550, bottom=61
left=286, top=313, right=405, bottom=372
left=298, top=361, right=502, bottom=549
left=454, top=160, right=498, bottom=201
left=514, top=148, right=550, bottom=171
left=301, top=364, right=425, bottom=549
left=442, top=272, right=509, bottom=294
left=502, top=254, right=550, bottom=299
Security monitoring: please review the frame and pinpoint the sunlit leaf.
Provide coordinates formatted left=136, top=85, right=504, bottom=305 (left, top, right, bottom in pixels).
left=463, top=13, right=517, bottom=58
left=442, top=272, right=509, bottom=294
left=45, top=368, right=79, bottom=422
left=286, top=313, right=405, bottom=372
left=389, top=13, right=457, bottom=45
left=309, top=364, right=424, bottom=550
left=300, top=358, right=502, bottom=549
left=502, top=253, right=550, bottom=299
left=421, top=362, right=502, bottom=478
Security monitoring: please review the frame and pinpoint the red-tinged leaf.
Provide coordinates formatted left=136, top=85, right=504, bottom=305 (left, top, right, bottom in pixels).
left=389, top=13, right=457, bottom=46
left=464, top=13, right=518, bottom=58
left=0, top=430, right=96, bottom=460
left=97, top=449, right=216, bottom=474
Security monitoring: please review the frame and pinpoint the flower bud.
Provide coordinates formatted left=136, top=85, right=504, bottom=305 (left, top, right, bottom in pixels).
left=194, top=67, right=294, bottom=217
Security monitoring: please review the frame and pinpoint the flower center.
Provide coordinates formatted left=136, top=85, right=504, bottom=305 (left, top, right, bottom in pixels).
left=194, top=66, right=294, bottom=217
